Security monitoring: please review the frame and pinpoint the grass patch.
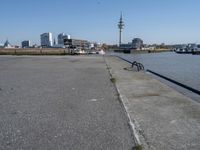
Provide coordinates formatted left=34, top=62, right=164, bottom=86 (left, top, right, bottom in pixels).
left=110, top=77, right=116, bottom=83
left=132, top=145, right=142, bottom=150
left=107, top=66, right=111, bottom=70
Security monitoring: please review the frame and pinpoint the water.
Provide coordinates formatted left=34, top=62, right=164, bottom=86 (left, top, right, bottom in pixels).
left=112, top=52, right=200, bottom=102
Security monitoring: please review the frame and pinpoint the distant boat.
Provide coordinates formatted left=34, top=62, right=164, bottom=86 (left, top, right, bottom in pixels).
left=192, top=51, right=200, bottom=55
left=175, top=44, right=200, bottom=54
left=175, top=48, right=192, bottom=54
left=176, top=51, right=193, bottom=54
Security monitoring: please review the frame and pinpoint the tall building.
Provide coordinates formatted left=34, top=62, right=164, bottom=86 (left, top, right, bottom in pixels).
left=22, top=40, right=31, bottom=48
left=58, top=33, right=70, bottom=45
left=40, top=32, right=53, bottom=47
left=64, top=39, right=89, bottom=49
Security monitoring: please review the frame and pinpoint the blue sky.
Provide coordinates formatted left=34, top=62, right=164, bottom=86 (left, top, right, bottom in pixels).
left=1, top=0, right=200, bottom=45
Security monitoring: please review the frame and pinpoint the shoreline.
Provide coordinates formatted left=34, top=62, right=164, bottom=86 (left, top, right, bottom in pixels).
left=0, top=48, right=70, bottom=55
left=112, top=49, right=171, bottom=54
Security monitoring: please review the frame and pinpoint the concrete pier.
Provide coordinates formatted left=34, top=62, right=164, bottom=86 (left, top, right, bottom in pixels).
left=1, top=55, right=200, bottom=150
left=105, top=56, right=200, bottom=150
left=0, top=56, right=134, bottom=150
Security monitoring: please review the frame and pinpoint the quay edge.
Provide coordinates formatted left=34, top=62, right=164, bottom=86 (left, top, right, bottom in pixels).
left=105, top=56, right=200, bottom=150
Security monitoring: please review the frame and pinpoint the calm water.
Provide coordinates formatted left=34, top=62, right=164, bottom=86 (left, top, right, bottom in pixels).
left=113, top=52, right=200, bottom=101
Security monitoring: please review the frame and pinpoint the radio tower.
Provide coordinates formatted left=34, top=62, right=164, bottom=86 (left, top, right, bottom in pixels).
left=118, top=12, right=124, bottom=46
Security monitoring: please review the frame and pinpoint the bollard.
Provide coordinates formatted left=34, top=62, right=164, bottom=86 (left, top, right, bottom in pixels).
left=131, top=61, right=144, bottom=71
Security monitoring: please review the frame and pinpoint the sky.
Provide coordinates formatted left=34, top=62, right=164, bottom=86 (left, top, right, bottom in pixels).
left=1, top=0, right=200, bottom=45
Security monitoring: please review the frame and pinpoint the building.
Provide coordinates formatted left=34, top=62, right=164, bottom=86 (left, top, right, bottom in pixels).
left=119, top=43, right=132, bottom=49
left=64, top=39, right=89, bottom=49
left=32, top=44, right=39, bottom=48
left=117, top=38, right=144, bottom=53
left=40, top=32, right=53, bottom=47
left=119, top=38, right=144, bottom=50
left=0, top=43, right=4, bottom=48
left=89, top=43, right=95, bottom=49
left=142, top=44, right=156, bottom=51
left=132, top=38, right=143, bottom=50
left=4, top=40, right=13, bottom=48
left=53, top=38, right=56, bottom=45
left=22, top=40, right=31, bottom=48
left=58, top=33, right=71, bottom=45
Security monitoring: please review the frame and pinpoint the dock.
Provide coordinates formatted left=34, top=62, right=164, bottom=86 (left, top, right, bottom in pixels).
left=0, top=55, right=200, bottom=150
left=105, top=56, right=200, bottom=150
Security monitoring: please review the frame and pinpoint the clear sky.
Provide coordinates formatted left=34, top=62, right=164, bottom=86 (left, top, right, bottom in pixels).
left=1, top=0, right=200, bottom=45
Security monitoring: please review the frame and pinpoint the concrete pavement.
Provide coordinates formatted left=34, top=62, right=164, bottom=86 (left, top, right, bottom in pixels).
left=0, top=56, right=134, bottom=150
left=105, top=56, right=200, bottom=150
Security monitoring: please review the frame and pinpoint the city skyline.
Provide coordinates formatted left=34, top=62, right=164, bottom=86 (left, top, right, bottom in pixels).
left=1, top=0, right=200, bottom=45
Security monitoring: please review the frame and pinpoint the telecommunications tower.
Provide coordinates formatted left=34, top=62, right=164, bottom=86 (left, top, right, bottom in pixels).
left=118, top=12, right=124, bottom=46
